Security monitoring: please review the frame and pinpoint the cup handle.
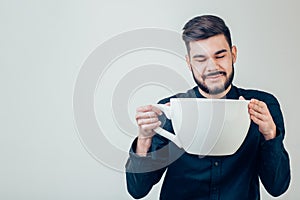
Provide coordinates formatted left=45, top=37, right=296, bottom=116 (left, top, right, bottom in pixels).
left=152, top=104, right=182, bottom=148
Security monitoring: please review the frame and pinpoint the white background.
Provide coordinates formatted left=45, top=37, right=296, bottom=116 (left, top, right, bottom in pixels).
left=1, top=0, right=299, bottom=199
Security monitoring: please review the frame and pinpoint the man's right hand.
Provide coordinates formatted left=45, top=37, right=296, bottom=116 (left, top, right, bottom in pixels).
left=135, top=105, right=163, bottom=156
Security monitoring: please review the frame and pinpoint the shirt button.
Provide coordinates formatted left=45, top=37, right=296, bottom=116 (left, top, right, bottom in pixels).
left=214, top=161, right=219, bottom=166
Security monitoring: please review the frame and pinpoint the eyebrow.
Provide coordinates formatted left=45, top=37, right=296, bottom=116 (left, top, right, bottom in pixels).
left=192, top=49, right=228, bottom=59
left=215, top=49, right=227, bottom=55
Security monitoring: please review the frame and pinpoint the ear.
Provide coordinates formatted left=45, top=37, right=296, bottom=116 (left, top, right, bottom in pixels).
left=231, top=45, right=237, bottom=64
left=185, top=54, right=192, bottom=71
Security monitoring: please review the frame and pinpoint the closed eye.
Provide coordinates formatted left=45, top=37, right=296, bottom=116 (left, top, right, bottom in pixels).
left=216, top=55, right=225, bottom=59
left=195, top=58, right=207, bottom=62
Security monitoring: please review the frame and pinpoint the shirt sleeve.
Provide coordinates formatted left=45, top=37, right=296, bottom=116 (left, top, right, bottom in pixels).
left=258, top=97, right=291, bottom=197
left=126, top=99, right=174, bottom=199
left=125, top=135, right=169, bottom=199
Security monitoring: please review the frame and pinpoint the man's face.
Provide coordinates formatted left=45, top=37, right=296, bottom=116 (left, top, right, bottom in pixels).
left=186, top=34, right=237, bottom=97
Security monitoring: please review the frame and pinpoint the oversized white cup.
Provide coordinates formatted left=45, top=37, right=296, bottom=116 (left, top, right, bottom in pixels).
left=153, top=98, right=250, bottom=155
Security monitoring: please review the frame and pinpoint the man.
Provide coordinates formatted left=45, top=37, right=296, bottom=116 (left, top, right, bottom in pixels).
left=126, top=15, right=291, bottom=199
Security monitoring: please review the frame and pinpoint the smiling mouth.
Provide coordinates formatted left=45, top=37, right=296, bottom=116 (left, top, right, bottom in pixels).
left=203, top=71, right=226, bottom=79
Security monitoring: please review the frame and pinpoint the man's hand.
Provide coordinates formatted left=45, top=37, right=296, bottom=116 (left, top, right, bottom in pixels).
left=135, top=105, right=163, bottom=156
left=239, top=96, right=276, bottom=140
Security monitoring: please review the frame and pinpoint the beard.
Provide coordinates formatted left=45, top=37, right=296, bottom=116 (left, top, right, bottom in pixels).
left=191, top=65, right=235, bottom=95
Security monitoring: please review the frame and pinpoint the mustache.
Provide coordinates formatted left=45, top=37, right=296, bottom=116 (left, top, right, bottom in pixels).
left=202, top=71, right=226, bottom=79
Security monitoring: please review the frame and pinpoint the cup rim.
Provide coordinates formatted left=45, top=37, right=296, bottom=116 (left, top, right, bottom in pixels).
left=170, top=98, right=249, bottom=102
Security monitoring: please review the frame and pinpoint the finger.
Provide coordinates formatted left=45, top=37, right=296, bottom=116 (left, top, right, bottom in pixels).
left=249, top=108, right=265, bottom=121
left=239, top=96, right=245, bottom=100
left=136, top=105, right=162, bottom=115
left=151, top=105, right=164, bottom=116
left=136, top=111, right=151, bottom=121
left=137, top=117, right=159, bottom=126
left=136, top=111, right=158, bottom=120
left=249, top=103, right=262, bottom=113
left=140, top=121, right=161, bottom=131
left=136, top=105, right=154, bottom=112
left=250, top=99, right=267, bottom=109
left=250, top=114, right=261, bottom=125
left=165, top=102, right=171, bottom=106
left=249, top=100, right=266, bottom=114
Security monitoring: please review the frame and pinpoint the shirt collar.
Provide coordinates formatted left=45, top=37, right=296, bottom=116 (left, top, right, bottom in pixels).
left=192, top=85, right=240, bottom=99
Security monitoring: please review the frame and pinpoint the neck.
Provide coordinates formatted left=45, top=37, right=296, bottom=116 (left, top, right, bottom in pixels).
left=198, top=85, right=232, bottom=99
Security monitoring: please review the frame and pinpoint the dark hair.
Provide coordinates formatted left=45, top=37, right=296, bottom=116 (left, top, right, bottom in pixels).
left=182, top=15, right=232, bottom=53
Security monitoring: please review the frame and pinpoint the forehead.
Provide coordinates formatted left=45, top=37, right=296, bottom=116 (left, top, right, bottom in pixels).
left=189, top=34, right=230, bottom=55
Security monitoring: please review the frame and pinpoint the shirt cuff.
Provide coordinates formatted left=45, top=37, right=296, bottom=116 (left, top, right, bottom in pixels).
left=260, top=127, right=284, bottom=154
left=126, top=137, right=168, bottom=173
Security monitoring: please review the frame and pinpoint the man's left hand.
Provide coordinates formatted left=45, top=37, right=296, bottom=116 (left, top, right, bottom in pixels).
left=240, top=97, right=277, bottom=140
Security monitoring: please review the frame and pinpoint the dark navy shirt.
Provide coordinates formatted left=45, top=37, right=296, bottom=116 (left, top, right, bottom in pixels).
left=126, top=85, right=290, bottom=200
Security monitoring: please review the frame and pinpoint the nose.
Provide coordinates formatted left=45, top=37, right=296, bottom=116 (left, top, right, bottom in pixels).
left=206, top=58, right=218, bottom=71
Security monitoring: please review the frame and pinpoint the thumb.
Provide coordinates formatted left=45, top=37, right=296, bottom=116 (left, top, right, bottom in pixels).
left=239, top=96, right=245, bottom=100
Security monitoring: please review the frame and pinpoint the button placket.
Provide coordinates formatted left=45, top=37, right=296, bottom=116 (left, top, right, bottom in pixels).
left=210, top=159, right=221, bottom=200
